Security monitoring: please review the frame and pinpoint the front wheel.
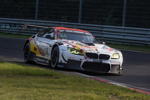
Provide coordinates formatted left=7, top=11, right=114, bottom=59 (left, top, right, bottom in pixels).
left=50, top=46, right=59, bottom=68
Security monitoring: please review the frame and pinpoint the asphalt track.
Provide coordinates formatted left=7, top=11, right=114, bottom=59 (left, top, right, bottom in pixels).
left=0, top=37, right=150, bottom=92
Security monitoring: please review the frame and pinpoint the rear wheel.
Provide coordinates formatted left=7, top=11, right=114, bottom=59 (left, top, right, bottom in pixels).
left=51, top=46, right=59, bottom=68
left=24, top=43, right=34, bottom=63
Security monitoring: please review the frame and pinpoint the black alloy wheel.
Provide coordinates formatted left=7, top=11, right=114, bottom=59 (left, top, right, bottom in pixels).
left=51, top=46, right=59, bottom=68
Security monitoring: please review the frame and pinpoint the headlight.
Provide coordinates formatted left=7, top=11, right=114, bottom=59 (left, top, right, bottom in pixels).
left=111, top=53, right=120, bottom=59
left=68, top=48, right=84, bottom=55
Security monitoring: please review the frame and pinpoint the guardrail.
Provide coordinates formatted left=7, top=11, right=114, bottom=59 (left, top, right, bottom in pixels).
left=0, top=18, right=150, bottom=45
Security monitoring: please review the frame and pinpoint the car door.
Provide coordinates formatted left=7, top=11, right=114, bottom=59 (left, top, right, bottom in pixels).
left=35, top=29, right=55, bottom=60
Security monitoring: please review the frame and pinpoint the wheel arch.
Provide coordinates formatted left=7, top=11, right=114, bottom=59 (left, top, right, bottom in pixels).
left=51, top=44, right=59, bottom=52
left=23, top=40, right=30, bottom=51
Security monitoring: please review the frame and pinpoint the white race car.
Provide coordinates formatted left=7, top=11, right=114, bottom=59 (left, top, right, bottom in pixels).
left=24, top=26, right=123, bottom=75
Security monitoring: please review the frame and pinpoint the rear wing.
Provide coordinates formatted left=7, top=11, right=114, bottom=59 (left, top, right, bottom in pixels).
left=22, top=24, right=52, bottom=34
left=23, top=24, right=49, bottom=29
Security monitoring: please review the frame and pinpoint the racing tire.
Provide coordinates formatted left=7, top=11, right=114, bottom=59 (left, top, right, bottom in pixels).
left=24, top=43, right=34, bottom=63
left=51, top=46, right=59, bottom=68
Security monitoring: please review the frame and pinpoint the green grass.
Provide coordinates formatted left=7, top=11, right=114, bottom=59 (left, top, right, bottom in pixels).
left=0, top=32, right=150, bottom=53
left=0, top=62, right=149, bottom=100
left=108, top=43, right=150, bottom=53
left=0, top=32, right=30, bottom=39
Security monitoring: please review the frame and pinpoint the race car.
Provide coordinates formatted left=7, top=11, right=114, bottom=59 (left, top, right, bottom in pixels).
left=23, top=26, right=123, bottom=75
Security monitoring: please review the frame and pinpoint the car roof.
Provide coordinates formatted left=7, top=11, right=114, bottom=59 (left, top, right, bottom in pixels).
left=53, top=27, right=91, bottom=34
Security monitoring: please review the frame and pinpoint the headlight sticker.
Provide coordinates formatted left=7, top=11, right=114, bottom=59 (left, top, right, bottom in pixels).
left=111, top=53, right=120, bottom=59
left=68, top=48, right=84, bottom=55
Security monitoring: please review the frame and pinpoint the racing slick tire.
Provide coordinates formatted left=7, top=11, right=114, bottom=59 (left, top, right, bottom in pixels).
left=50, top=46, right=59, bottom=68
left=24, top=43, right=34, bottom=63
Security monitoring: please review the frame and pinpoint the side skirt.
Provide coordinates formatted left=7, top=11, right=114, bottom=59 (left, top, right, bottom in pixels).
left=33, top=56, right=49, bottom=66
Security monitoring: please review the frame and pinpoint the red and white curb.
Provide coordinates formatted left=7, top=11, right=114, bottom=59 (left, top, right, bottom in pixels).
left=76, top=73, right=150, bottom=95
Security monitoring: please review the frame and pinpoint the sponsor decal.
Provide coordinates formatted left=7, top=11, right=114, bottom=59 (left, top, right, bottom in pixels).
left=63, top=40, right=98, bottom=52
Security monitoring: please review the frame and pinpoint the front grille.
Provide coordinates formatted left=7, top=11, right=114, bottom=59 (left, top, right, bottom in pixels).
left=85, top=53, right=98, bottom=59
left=82, top=62, right=110, bottom=73
left=99, top=54, right=110, bottom=60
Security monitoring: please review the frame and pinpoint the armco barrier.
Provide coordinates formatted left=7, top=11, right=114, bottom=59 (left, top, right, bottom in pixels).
left=0, top=18, right=149, bottom=45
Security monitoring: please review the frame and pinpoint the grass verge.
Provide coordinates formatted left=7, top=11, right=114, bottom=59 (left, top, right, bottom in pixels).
left=108, top=43, right=150, bottom=53
left=0, top=32, right=30, bottom=39
left=0, top=62, right=149, bottom=100
left=0, top=32, right=150, bottom=53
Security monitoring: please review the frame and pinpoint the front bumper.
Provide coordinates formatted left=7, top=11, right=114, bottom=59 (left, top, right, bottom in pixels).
left=82, top=62, right=110, bottom=73
left=64, top=59, right=122, bottom=74
left=61, top=50, right=123, bottom=74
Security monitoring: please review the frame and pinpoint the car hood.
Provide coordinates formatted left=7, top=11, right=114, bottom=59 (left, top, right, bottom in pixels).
left=59, top=39, right=118, bottom=54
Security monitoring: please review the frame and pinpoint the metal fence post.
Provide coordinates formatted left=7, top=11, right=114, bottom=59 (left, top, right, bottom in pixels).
left=35, top=0, right=39, bottom=20
left=78, top=0, right=83, bottom=23
left=122, top=0, right=127, bottom=27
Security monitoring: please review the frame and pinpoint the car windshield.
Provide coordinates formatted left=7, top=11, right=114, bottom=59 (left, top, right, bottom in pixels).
left=58, top=31, right=96, bottom=43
